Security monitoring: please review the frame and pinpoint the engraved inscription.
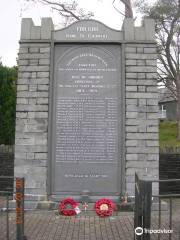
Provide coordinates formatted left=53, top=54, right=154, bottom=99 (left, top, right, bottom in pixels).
left=65, top=26, right=108, bottom=39
left=76, top=26, right=99, bottom=32
left=53, top=45, right=121, bottom=194
left=64, top=174, right=108, bottom=178
left=53, top=20, right=123, bottom=42
left=56, top=98, right=118, bottom=162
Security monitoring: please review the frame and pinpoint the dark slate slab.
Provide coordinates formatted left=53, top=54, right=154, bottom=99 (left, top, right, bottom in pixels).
left=51, top=44, right=122, bottom=196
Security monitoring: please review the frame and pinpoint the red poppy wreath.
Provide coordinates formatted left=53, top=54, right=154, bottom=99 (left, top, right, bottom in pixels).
left=94, top=198, right=114, bottom=217
left=58, top=198, right=78, bottom=216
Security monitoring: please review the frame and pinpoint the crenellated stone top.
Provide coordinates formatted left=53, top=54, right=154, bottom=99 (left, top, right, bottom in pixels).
left=21, top=18, right=54, bottom=40
left=122, top=18, right=155, bottom=41
left=20, top=17, right=155, bottom=42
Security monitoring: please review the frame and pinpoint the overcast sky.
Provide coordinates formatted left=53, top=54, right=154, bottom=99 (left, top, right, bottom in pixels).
left=0, top=0, right=144, bottom=67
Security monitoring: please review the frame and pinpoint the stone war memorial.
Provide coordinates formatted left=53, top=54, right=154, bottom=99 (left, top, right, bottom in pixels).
left=15, top=17, right=159, bottom=206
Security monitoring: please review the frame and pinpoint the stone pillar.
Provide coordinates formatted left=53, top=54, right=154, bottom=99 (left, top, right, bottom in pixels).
left=123, top=18, right=159, bottom=195
left=15, top=18, right=53, bottom=202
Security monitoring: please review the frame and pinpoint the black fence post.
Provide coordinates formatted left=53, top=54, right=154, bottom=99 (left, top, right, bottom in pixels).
left=16, top=178, right=25, bottom=240
left=134, top=174, right=152, bottom=240
left=134, top=173, right=143, bottom=240
left=142, top=180, right=152, bottom=240
left=6, top=195, right=9, bottom=240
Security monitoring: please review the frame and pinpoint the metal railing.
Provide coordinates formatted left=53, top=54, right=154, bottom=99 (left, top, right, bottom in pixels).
left=134, top=173, right=180, bottom=240
left=0, top=176, right=26, bottom=240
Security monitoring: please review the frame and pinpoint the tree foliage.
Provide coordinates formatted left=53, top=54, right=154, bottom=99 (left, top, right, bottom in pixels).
left=135, top=0, right=180, bottom=138
left=134, top=0, right=180, bottom=98
left=0, top=64, right=17, bottom=144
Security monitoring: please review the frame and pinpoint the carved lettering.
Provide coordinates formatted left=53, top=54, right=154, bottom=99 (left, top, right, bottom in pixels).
left=53, top=45, right=121, bottom=194
left=77, top=26, right=98, bottom=32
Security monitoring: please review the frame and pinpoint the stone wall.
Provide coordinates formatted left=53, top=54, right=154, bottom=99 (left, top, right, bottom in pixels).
left=15, top=17, right=159, bottom=201
left=15, top=18, right=53, bottom=199
left=123, top=19, right=159, bottom=195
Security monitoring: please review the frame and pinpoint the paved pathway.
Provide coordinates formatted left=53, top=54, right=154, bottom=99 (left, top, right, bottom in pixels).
left=0, top=210, right=180, bottom=240
left=1, top=211, right=134, bottom=240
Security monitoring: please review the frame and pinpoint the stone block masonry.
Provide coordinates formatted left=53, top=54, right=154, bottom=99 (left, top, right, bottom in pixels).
left=15, top=17, right=159, bottom=203
left=15, top=18, right=53, bottom=199
left=125, top=41, right=159, bottom=195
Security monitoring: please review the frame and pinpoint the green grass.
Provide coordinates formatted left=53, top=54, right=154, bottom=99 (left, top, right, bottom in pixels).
left=159, top=121, right=180, bottom=147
